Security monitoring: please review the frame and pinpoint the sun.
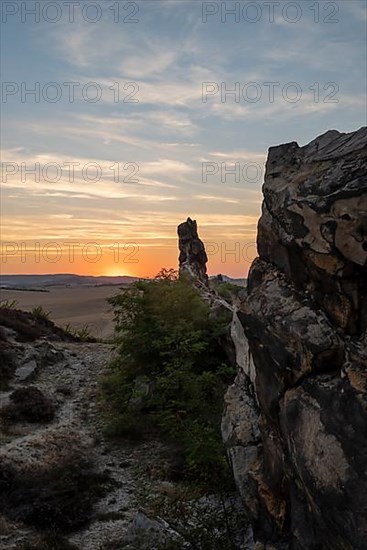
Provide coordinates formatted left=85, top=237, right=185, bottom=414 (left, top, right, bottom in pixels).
left=103, top=266, right=125, bottom=277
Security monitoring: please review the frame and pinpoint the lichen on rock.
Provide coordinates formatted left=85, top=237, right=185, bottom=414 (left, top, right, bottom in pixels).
left=222, top=127, right=367, bottom=550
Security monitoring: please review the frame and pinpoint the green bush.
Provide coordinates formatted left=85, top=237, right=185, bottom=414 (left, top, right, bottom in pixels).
left=212, top=281, right=243, bottom=302
left=103, top=270, right=235, bottom=488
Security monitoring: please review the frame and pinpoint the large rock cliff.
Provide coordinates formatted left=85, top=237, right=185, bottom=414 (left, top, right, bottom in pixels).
left=222, top=127, right=367, bottom=549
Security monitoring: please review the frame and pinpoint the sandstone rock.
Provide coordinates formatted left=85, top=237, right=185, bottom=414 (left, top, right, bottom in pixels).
left=223, top=127, right=367, bottom=549
left=178, top=217, right=208, bottom=285
left=259, top=126, right=367, bottom=334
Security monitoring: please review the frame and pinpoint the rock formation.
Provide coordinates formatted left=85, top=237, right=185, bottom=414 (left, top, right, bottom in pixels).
left=222, top=127, right=367, bottom=549
left=178, top=217, right=208, bottom=285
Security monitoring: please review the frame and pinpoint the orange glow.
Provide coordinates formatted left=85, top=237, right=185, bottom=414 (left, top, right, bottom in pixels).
left=0, top=244, right=255, bottom=279
left=102, top=267, right=127, bottom=277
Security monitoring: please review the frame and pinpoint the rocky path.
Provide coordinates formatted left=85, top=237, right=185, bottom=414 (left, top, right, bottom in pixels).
left=0, top=340, right=165, bottom=550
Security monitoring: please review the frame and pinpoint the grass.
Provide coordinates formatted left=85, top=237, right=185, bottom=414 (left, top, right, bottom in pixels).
left=31, top=305, right=51, bottom=321
left=0, top=299, right=18, bottom=310
left=64, top=322, right=94, bottom=342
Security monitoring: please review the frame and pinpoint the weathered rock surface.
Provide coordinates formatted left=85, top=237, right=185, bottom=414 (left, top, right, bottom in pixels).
left=222, top=127, right=367, bottom=549
left=178, top=217, right=209, bottom=284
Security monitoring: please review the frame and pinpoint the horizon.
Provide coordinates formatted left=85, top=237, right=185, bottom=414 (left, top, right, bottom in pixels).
left=0, top=271, right=246, bottom=279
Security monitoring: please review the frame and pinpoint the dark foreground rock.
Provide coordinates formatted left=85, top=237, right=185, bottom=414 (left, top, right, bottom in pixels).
left=222, top=127, right=367, bottom=549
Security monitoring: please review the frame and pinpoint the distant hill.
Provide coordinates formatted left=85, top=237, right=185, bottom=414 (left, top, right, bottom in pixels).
left=210, top=274, right=247, bottom=286
left=0, top=274, right=141, bottom=290
left=1, top=273, right=246, bottom=291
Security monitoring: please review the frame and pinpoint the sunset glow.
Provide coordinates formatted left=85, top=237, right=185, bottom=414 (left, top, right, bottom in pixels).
left=1, top=1, right=365, bottom=278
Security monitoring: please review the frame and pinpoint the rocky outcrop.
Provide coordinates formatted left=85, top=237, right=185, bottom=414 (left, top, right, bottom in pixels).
left=222, top=127, right=367, bottom=549
left=178, top=217, right=208, bottom=284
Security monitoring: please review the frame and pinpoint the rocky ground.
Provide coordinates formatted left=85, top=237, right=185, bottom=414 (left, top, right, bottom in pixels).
left=0, top=325, right=179, bottom=550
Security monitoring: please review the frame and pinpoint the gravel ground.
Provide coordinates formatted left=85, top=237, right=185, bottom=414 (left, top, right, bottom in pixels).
left=0, top=341, right=164, bottom=550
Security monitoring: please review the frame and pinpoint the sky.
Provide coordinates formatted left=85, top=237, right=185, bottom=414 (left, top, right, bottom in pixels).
left=1, top=0, right=366, bottom=278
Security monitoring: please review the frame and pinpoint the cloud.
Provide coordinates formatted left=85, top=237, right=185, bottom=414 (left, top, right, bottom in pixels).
left=194, top=195, right=239, bottom=204
left=2, top=0, right=365, bottom=276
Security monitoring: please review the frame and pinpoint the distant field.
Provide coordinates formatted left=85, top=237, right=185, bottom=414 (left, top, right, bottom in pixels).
left=0, top=286, right=122, bottom=339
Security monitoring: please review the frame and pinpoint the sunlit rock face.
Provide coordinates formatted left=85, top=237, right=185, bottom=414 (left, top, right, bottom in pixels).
left=258, top=126, right=367, bottom=334
left=177, top=217, right=208, bottom=285
left=222, top=127, right=367, bottom=550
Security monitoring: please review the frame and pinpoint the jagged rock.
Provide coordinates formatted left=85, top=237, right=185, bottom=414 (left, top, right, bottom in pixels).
left=258, top=126, right=367, bottom=333
left=222, top=127, right=367, bottom=549
left=178, top=217, right=208, bottom=284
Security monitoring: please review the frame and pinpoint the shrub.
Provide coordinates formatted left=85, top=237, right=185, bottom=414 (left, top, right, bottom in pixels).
left=212, top=281, right=243, bottom=303
left=19, top=532, right=78, bottom=550
left=0, top=345, right=17, bottom=390
left=103, top=271, right=235, bottom=488
left=0, top=387, right=55, bottom=424
left=0, top=458, right=110, bottom=531
left=155, top=267, right=179, bottom=281
left=102, top=410, right=145, bottom=441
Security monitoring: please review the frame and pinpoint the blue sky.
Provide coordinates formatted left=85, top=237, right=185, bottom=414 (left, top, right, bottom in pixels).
left=1, top=0, right=366, bottom=276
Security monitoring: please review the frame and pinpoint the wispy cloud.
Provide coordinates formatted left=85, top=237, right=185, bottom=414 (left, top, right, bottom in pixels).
left=2, top=0, right=365, bottom=275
